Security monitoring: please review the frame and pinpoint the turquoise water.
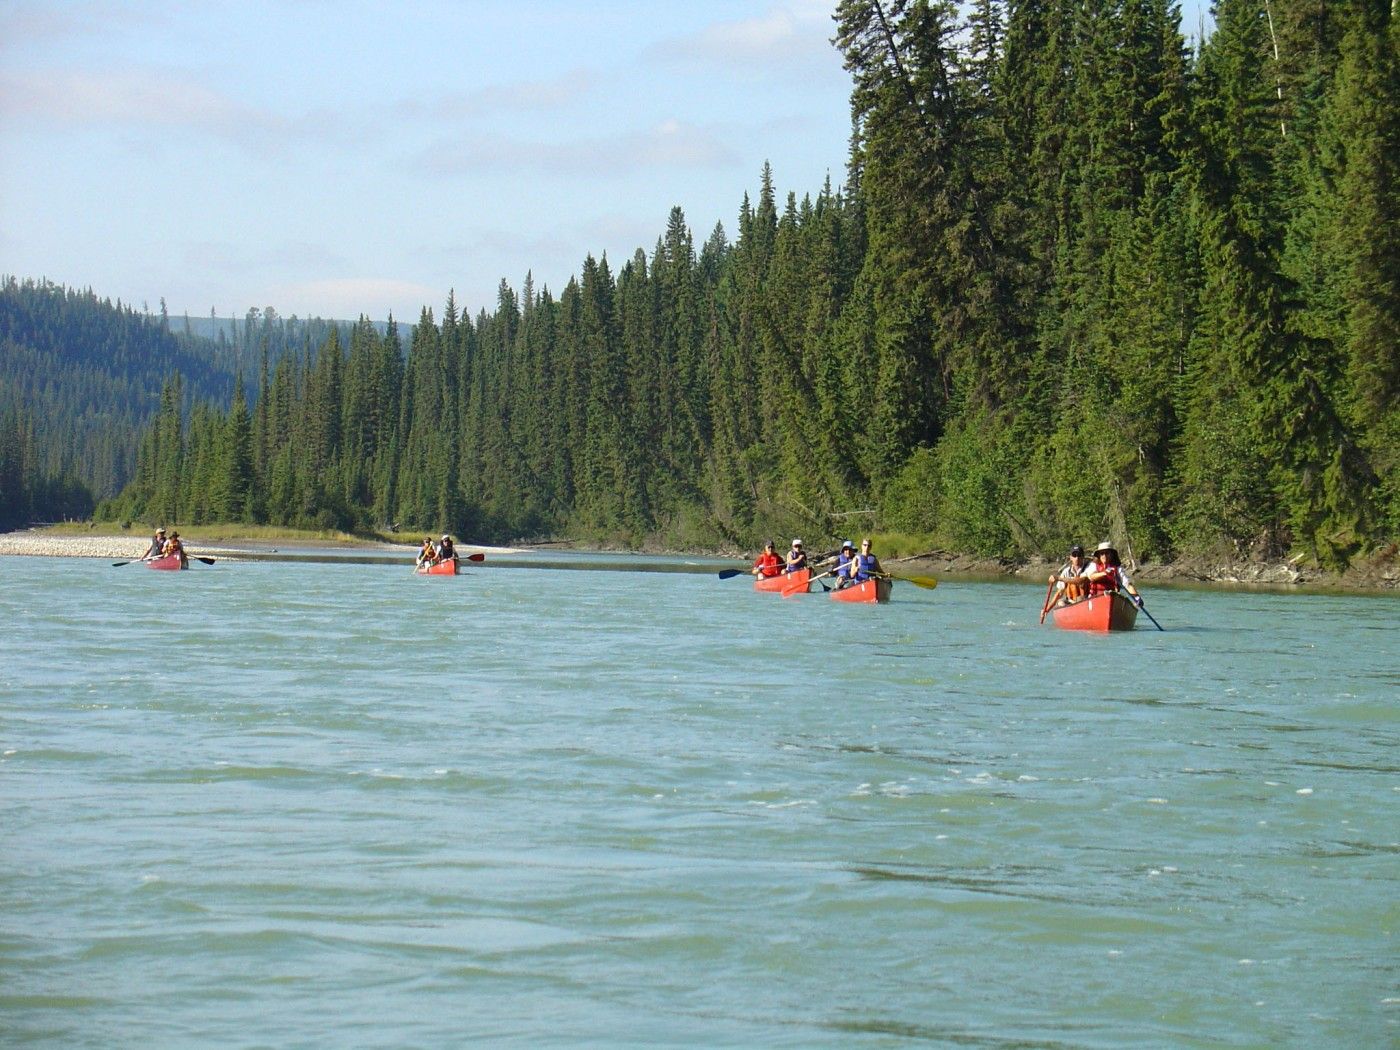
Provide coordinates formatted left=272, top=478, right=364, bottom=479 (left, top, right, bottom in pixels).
left=2, top=556, right=1396, bottom=1047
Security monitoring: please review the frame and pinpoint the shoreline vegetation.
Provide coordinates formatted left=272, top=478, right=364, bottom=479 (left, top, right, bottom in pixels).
left=3, top=524, right=1395, bottom=593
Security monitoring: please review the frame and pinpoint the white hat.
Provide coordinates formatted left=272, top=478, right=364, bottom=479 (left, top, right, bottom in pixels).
left=791, top=538, right=803, bottom=547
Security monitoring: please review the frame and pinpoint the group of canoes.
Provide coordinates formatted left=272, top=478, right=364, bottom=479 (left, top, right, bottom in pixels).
left=125, top=523, right=1153, bottom=630
left=751, top=538, right=894, bottom=604
left=745, top=536, right=1157, bottom=629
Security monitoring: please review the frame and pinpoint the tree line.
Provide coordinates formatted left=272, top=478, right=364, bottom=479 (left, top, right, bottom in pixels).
left=61, top=2, right=1400, bottom=567
left=0, top=278, right=380, bottom=518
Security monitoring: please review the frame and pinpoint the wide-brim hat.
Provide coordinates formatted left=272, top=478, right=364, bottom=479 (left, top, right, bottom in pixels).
left=1094, top=541, right=1118, bottom=556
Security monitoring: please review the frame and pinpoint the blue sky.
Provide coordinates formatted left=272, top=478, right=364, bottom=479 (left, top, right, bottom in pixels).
left=2, top=0, right=1211, bottom=325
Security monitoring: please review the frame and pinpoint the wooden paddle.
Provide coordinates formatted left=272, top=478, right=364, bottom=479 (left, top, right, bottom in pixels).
left=110, top=560, right=212, bottom=568
left=1039, top=579, right=1056, bottom=623
left=878, top=571, right=937, bottom=590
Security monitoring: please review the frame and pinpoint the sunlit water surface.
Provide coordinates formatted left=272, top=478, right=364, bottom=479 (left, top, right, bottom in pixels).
left=2, top=555, right=1396, bottom=1047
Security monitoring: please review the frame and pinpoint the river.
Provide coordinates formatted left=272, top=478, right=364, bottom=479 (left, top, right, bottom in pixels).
left=2, top=554, right=1396, bottom=1047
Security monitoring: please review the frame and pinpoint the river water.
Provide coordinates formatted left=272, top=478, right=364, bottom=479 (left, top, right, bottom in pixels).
left=2, top=554, right=1396, bottom=1047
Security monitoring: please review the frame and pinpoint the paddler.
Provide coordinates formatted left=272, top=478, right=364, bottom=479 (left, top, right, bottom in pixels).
left=436, top=534, right=457, bottom=565
left=416, top=537, right=437, bottom=568
left=162, top=530, right=188, bottom=569
left=830, top=539, right=856, bottom=588
left=1082, top=541, right=1143, bottom=606
left=751, top=540, right=783, bottom=578
left=851, top=538, right=883, bottom=583
left=1048, top=544, right=1090, bottom=606
left=785, top=538, right=808, bottom=574
left=142, top=527, right=167, bottom=561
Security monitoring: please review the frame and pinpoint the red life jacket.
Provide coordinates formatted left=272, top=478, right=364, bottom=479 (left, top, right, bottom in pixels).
left=1089, top=565, right=1121, bottom=597
left=754, top=552, right=783, bottom=577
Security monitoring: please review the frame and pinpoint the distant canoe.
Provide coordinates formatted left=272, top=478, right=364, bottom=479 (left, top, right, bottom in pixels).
left=829, top=577, right=891, bottom=603
left=416, top=559, right=458, bottom=576
left=1046, top=592, right=1138, bottom=631
left=145, top=553, right=185, bottom=571
left=754, top=567, right=808, bottom=593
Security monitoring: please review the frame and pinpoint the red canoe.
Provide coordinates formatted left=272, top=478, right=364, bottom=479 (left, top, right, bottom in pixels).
left=145, top=553, right=185, bottom=571
left=754, top=567, right=808, bottom=593
left=1046, top=592, right=1138, bottom=631
left=829, top=577, right=892, bottom=603
left=416, top=559, right=459, bottom=575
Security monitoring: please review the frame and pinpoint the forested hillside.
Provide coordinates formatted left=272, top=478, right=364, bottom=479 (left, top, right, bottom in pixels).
left=0, top=278, right=381, bottom=523
left=87, top=1, right=1400, bottom=567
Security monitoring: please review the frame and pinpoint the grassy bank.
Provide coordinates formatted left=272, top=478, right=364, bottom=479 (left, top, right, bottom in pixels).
left=39, top=521, right=397, bottom=546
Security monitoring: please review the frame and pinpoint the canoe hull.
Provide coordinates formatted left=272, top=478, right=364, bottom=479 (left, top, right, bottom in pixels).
left=829, top=577, right=892, bottom=603
left=416, top=559, right=458, bottom=575
left=1047, top=592, right=1138, bottom=631
left=145, top=554, right=185, bottom=571
left=755, top=568, right=808, bottom=593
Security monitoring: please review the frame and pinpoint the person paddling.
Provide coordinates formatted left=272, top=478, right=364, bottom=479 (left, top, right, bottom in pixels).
left=436, top=534, right=457, bottom=566
left=751, top=540, right=783, bottom=578
left=1083, top=541, right=1143, bottom=607
left=141, top=527, right=167, bottom=561
left=851, top=538, right=883, bottom=583
left=1048, top=544, right=1090, bottom=606
left=785, top=539, right=808, bottom=574
left=416, top=537, right=437, bottom=568
left=162, top=530, right=188, bottom=570
left=830, top=540, right=857, bottom=588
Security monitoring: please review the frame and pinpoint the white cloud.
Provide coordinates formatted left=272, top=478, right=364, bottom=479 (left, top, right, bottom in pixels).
left=647, top=2, right=835, bottom=72
left=0, top=67, right=359, bottom=155
left=0, top=1, right=148, bottom=52
left=0, top=68, right=262, bottom=130
left=398, top=68, right=598, bottom=121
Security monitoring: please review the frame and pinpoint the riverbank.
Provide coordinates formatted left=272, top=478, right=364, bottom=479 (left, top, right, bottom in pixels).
left=0, top=527, right=520, bottom=562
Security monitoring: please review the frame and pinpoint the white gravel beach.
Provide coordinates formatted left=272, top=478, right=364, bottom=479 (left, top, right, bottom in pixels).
left=0, top=530, right=519, bottom=561
left=0, top=531, right=254, bottom=561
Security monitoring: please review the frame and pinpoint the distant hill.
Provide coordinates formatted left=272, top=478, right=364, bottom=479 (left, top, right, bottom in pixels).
left=0, top=276, right=373, bottom=501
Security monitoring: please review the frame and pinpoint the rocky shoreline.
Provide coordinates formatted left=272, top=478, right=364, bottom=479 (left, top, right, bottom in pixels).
left=4, top=529, right=1395, bottom=591
left=882, top=547, right=1400, bottom=592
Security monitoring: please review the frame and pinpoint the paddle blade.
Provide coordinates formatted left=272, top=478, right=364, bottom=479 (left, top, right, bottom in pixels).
left=465, top=552, right=485, bottom=562
left=717, top=568, right=745, bottom=580
left=896, top=574, right=938, bottom=590
left=195, top=556, right=216, bottom=565
left=111, top=560, right=132, bottom=567
left=780, top=581, right=808, bottom=598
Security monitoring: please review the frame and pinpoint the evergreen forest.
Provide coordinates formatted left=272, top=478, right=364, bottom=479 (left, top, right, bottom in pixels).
left=9, top=1, right=1399, bottom=570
